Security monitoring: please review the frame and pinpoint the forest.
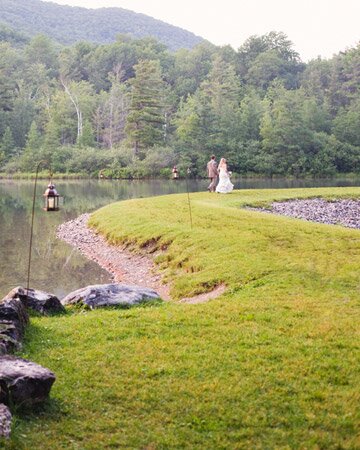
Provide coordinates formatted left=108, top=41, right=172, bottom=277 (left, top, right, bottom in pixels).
left=0, top=0, right=203, bottom=51
left=0, top=29, right=360, bottom=178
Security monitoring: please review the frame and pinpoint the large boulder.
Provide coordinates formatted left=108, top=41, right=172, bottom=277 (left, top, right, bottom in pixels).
left=0, top=404, right=12, bottom=438
left=62, top=283, right=161, bottom=309
left=4, top=286, right=65, bottom=315
left=0, top=356, right=56, bottom=408
left=0, top=297, right=29, bottom=354
left=0, top=320, right=23, bottom=355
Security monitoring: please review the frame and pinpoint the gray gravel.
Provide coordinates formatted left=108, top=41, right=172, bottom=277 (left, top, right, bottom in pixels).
left=249, top=198, right=360, bottom=229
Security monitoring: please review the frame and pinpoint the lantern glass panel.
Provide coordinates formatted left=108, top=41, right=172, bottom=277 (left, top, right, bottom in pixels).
left=48, top=196, right=55, bottom=210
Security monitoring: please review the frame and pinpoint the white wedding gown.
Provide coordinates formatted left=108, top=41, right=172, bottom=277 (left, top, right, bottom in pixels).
left=216, top=168, right=234, bottom=193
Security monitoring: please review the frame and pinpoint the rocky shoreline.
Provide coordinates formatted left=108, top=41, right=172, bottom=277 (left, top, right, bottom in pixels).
left=57, top=214, right=227, bottom=303
left=249, top=198, right=360, bottom=229
left=57, top=214, right=171, bottom=300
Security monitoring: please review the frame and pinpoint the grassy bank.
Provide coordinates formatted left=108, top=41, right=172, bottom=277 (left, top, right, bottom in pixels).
left=5, top=187, right=360, bottom=449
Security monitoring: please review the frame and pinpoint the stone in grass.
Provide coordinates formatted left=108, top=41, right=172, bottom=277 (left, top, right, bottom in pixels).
left=0, top=404, right=12, bottom=438
left=0, top=355, right=56, bottom=408
left=0, top=297, right=29, bottom=354
left=61, top=283, right=161, bottom=309
left=4, top=286, right=65, bottom=315
left=0, top=320, right=23, bottom=355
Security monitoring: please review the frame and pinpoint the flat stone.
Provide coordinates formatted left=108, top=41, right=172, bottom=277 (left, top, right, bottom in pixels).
left=61, top=283, right=161, bottom=309
left=0, top=355, right=56, bottom=407
left=0, top=404, right=12, bottom=438
left=4, top=286, right=65, bottom=315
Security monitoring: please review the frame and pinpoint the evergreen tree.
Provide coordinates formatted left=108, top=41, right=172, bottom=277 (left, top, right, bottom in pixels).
left=0, top=126, right=15, bottom=162
left=10, top=90, right=36, bottom=149
left=43, top=117, right=60, bottom=160
left=21, top=121, right=42, bottom=170
left=125, top=60, right=166, bottom=156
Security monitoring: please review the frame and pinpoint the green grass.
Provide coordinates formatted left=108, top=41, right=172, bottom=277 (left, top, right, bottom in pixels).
left=3, top=187, right=360, bottom=449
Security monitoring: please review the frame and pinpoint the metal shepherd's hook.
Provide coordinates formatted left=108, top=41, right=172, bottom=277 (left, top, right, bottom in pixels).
left=26, top=160, right=58, bottom=293
left=185, top=167, right=193, bottom=229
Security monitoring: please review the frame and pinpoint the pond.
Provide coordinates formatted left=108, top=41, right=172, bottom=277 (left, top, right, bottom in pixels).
left=0, top=177, right=359, bottom=299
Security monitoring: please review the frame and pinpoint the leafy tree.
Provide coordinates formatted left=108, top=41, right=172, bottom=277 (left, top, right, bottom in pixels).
left=170, top=42, right=215, bottom=99
left=0, top=24, right=29, bottom=46
left=237, top=89, right=264, bottom=141
left=77, top=120, right=95, bottom=148
left=300, top=57, right=332, bottom=101
left=174, top=95, right=200, bottom=147
left=0, top=42, right=21, bottom=112
left=260, top=83, right=314, bottom=175
left=58, top=79, right=97, bottom=144
left=24, top=35, right=59, bottom=77
left=237, top=32, right=303, bottom=89
left=96, top=75, right=129, bottom=148
left=327, top=44, right=360, bottom=113
left=86, top=37, right=138, bottom=91
left=10, top=87, right=36, bottom=148
left=247, top=50, right=288, bottom=90
left=333, top=100, right=360, bottom=147
left=58, top=41, right=95, bottom=83
left=308, top=132, right=359, bottom=176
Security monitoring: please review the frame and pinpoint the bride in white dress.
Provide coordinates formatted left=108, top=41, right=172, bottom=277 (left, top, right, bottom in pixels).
left=216, top=158, right=234, bottom=193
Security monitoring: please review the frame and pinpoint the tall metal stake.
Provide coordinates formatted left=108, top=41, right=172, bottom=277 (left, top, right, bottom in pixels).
left=185, top=167, right=193, bottom=229
left=26, top=160, right=51, bottom=293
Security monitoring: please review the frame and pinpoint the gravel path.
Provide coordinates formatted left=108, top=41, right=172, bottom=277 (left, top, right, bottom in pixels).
left=57, top=214, right=171, bottom=300
left=56, top=214, right=225, bottom=302
left=250, top=198, right=360, bottom=229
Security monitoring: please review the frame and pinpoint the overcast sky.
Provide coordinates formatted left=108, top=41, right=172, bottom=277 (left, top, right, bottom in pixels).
left=44, top=0, right=360, bottom=61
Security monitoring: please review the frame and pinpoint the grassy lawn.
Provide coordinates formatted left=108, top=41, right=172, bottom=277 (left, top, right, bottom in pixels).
left=4, top=187, right=360, bottom=449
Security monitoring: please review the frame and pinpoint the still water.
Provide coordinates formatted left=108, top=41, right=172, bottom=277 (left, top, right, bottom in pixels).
left=0, top=177, right=359, bottom=299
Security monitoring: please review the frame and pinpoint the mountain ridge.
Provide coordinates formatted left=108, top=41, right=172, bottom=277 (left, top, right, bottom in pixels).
left=0, top=0, right=205, bottom=50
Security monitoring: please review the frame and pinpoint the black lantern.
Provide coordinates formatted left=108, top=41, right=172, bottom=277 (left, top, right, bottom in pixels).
left=43, top=182, right=60, bottom=211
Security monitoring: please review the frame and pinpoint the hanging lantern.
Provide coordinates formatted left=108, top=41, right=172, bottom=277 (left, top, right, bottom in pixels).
left=43, top=182, right=60, bottom=211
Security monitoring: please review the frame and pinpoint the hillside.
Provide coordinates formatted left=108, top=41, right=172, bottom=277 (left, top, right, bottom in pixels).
left=0, top=0, right=205, bottom=50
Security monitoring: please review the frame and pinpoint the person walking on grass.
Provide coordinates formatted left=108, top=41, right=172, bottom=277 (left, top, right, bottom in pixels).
left=207, top=155, right=218, bottom=192
left=216, top=158, right=234, bottom=193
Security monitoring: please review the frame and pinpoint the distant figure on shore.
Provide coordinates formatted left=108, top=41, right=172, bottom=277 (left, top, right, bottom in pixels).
left=216, top=158, right=233, bottom=194
left=172, top=166, right=179, bottom=180
left=206, top=155, right=218, bottom=192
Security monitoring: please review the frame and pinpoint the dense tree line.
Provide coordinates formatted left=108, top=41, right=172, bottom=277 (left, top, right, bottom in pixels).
left=0, top=31, right=359, bottom=178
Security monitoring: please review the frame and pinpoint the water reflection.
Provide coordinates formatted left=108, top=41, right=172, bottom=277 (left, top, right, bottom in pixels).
left=0, top=177, right=359, bottom=299
left=0, top=179, right=207, bottom=299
